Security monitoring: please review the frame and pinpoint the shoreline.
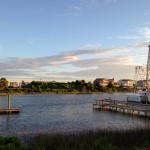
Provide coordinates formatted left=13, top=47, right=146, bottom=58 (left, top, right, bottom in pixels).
left=0, top=91, right=130, bottom=96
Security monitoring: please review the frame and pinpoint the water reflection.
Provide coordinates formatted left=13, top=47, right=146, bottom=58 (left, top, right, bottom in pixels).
left=6, top=114, right=10, bottom=130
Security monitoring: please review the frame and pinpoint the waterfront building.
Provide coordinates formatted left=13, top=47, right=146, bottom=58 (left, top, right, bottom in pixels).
left=136, top=80, right=150, bottom=89
left=117, top=79, right=134, bottom=88
left=93, top=78, right=114, bottom=87
left=19, top=80, right=31, bottom=87
left=9, top=82, right=19, bottom=88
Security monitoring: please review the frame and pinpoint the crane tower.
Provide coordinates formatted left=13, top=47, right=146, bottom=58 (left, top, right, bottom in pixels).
left=146, top=45, right=150, bottom=89
left=135, top=45, right=150, bottom=90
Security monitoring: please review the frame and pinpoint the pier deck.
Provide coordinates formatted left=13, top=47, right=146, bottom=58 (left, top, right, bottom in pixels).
left=93, top=99, right=150, bottom=117
left=0, top=94, right=20, bottom=115
left=0, top=108, right=20, bottom=114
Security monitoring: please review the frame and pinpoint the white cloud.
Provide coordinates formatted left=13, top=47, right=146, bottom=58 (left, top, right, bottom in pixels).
left=0, top=41, right=148, bottom=70
left=65, top=5, right=82, bottom=16
left=137, top=27, right=150, bottom=39
left=85, top=0, right=117, bottom=5
left=0, top=41, right=149, bottom=82
left=65, top=0, right=118, bottom=17
left=50, top=64, right=134, bottom=82
left=67, top=5, right=82, bottom=11
left=63, top=41, right=148, bottom=57
left=105, top=0, right=117, bottom=3
left=70, top=54, right=136, bottom=68
left=27, top=37, right=44, bottom=44
left=143, top=22, right=150, bottom=25
left=78, top=43, right=101, bottom=50
left=116, top=35, right=140, bottom=40
left=116, top=27, right=150, bottom=41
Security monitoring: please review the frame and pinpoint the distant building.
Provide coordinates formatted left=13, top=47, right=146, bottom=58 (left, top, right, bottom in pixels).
left=137, top=80, right=146, bottom=87
left=93, top=78, right=114, bottom=87
left=114, top=82, right=120, bottom=88
left=19, top=80, right=31, bottom=87
left=117, top=79, right=134, bottom=88
left=136, top=80, right=150, bottom=89
left=9, top=82, right=19, bottom=88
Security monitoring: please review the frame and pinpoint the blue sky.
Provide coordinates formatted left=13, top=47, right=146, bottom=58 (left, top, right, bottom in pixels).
left=0, top=0, right=150, bottom=82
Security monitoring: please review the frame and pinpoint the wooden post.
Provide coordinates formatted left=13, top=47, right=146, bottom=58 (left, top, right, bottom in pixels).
left=8, top=94, right=10, bottom=109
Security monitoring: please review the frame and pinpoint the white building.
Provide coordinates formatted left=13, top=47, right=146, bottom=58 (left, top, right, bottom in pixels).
left=117, top=79, right=134, bottom=88
left=9, top=82, right=19, bottom=88
left=93, top=78, right=114, bottom=87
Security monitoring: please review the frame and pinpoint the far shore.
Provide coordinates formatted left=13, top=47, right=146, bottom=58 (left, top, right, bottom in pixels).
left=0, top=91, right=131, bottom=97
left=0, top=91, right=98, bottom=96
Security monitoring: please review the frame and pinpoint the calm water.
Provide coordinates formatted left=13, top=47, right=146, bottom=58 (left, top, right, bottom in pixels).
left=0, top=93, right=150, bottom=138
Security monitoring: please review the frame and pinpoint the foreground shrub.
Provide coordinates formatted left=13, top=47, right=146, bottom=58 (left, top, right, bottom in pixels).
left=0, top=137, right=22, bottom=150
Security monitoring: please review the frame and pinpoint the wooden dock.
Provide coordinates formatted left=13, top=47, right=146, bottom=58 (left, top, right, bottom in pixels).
left=0, top=108, right=20, bottom=114
left=0, top=94, right=20, bottom=114
left=93, top=99, right=150, bottom=117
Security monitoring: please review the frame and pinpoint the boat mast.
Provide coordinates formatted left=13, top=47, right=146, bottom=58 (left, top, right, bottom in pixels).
left=146, top=45, right=150, bottom=91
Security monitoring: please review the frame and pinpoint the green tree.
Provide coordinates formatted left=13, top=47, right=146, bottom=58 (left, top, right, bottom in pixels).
left=107, top=82, right=114, bottom=89
left=118, top=84, right=124, bottom=91
left=0, top=78, right=8, bottom=90
left=86, top=82, right=94, bottom=91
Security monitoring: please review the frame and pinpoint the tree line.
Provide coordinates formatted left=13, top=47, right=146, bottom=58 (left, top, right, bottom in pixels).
left=0, top=78, right=129, bottom=94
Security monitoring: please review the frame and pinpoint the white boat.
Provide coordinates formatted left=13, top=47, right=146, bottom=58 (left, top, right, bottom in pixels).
left=125, top=92, right=149, bottom=104
left=125, top=45, right=150, bottom=104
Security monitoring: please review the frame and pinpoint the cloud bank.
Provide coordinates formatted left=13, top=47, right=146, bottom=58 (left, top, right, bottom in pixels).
left=0, top=40, right=148, bottom=82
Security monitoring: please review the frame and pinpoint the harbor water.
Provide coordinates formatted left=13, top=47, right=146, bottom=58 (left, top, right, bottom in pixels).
left=0, top=93, right=150, bottom=138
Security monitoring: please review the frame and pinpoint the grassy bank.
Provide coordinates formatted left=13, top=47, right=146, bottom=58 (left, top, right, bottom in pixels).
left=29, top=128, right=150, bottom=150
left=2, top=128, right=150, bottom=150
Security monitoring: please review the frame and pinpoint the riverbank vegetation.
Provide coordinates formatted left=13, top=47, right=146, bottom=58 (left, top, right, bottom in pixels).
left=0, top=78, right=132, bottom=95
left=28, top=128, right=150, bottom=150
left=2, top=128, right=150, bottom=150
left=0, top=137, right=22, bottom=150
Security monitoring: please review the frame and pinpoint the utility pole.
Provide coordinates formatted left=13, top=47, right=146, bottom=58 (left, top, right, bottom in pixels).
left=8, top=94, right=10, bottom=109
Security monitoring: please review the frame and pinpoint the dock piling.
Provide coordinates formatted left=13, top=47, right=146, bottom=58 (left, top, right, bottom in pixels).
left=8, top=94, right=10, bottom=110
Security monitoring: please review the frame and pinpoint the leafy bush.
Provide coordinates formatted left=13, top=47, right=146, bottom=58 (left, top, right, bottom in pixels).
left=0, top=137, right=22, bottom=150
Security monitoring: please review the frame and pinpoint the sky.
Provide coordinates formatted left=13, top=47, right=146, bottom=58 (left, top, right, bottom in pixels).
left=0, top=0, right=150, bottom=82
